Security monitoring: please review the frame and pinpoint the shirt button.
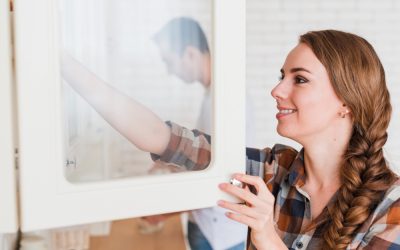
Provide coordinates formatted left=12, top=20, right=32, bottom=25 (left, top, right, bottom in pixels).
left=296, top=241, right=303, bottom=249
left=213, top=218, right=217, bottom=222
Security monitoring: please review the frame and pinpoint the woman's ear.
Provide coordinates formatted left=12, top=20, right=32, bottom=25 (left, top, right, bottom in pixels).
left=339, top=103, right=350, bottom=118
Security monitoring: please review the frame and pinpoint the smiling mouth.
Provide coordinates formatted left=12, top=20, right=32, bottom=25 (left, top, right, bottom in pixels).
left=276, top=108, right=297, bottom=119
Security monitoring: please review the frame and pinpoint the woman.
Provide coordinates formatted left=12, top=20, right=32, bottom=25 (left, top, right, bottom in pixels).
left=215, top=30, right=400, bottom=249
left=63, top=30, right=399, bottom=249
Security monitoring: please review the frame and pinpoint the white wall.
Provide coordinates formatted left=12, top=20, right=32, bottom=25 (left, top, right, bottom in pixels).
left=247, top=0, right=400, bottom=174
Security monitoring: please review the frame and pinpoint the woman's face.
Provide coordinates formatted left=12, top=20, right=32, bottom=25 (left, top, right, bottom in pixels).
left=271, top=43, right=346, bottom=144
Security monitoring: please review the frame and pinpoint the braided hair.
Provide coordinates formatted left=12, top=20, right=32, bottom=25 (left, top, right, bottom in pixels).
left=300, top=30, right=397, bottom=249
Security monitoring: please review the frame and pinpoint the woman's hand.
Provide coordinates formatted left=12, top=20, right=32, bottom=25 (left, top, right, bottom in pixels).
left=217, top=173, right=286, bottom=250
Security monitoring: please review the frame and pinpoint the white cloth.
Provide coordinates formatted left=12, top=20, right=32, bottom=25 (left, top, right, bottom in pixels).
left=190, top=89, right=255, bottom=250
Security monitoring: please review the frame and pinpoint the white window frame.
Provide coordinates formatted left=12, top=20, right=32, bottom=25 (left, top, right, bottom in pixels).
left=0, top=0, right=18, bottom=234
left=14, top=0, right=245, bottom=231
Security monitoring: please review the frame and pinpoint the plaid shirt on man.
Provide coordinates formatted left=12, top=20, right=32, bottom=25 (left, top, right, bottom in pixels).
left=152, top=122, right=400, bottom=249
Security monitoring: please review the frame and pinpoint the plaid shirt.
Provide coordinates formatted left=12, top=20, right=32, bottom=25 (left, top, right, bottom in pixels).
left=152, top=122, right=400, bottom=249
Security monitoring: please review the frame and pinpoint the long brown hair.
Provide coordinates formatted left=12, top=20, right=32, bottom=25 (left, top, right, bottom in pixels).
left=299, top=30, right=397, bottom=249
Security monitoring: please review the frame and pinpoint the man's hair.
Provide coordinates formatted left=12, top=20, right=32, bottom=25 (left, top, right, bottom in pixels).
left=153, top=17, right=210, bottom=56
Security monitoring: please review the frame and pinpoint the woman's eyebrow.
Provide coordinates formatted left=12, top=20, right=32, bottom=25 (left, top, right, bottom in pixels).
left=280, top=67, right=312, bottom=74
left=290, top=67, right=311, bottom=73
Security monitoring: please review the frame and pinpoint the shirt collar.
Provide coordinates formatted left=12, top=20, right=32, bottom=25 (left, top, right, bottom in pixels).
left=287, top=148, right=307, bottom=188
left=286, top=149, right=341, bottom=229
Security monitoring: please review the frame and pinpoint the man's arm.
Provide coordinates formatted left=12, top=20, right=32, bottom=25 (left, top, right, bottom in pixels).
left=61, top=53, right=170, bottom=155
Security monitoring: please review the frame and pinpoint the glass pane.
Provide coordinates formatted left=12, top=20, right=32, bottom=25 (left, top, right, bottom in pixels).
left=59, top=0, right=213, bottom=183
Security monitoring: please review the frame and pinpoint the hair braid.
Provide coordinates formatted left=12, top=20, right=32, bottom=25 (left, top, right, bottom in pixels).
left=300, top=30, right=397, bottom=249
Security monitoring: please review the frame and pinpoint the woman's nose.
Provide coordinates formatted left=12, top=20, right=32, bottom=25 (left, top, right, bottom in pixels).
left=271, top=81, right=288, bottom=101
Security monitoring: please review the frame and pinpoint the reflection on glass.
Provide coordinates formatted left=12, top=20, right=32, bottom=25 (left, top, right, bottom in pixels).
left=59, top=0, right=212, bottom=183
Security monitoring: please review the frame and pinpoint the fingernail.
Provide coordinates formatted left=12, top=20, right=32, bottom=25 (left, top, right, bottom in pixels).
left=218, top=183, right=226, bottom=189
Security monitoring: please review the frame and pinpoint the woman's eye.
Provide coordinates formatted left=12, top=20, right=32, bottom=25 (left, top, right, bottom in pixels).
left=295, top=76, right=308, bottom=84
